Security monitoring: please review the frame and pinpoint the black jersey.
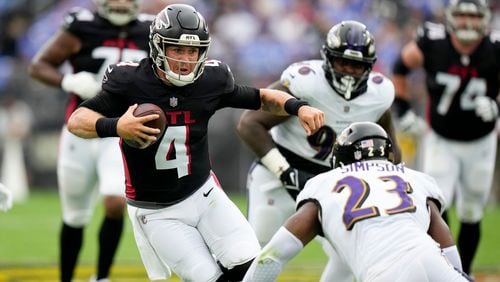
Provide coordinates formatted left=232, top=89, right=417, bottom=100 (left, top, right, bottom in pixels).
left=80, top=58, right=261, bottom=206
left=62, top=7, right=152, bottom=121
left=416, top=22, right=500, bottom=141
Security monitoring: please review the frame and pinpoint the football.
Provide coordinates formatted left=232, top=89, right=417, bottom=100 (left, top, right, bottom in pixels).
left=123, top=103, right=167, bottom=149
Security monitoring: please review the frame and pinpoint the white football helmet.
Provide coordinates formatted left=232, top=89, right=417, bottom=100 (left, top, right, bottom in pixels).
left=95, top=0, right=141, bottom=26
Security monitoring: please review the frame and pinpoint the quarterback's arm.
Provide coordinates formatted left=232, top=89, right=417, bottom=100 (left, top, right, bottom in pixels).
left=68, top=104, right=160, bottom=144
left=258, top=88, right=324, bottom=136
left=28, top=30, right=80, bottom=87
left=67, top=107, right=104, bottom=138
left=377, top=110, right=402, bottom=163
left=238, top=81, right=317, bottom=197
left=427, top=199, right=463, bottom=271
left=237, top=80, right=290, bottom=157
left=243, top=201, right=321, bottom=281
left=237, top=109, right=288, bottom=156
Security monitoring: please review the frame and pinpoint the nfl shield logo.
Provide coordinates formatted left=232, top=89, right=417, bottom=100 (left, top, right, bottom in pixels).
left=343, top=106, right=350, bottom=113
left=169, top=96, right=178, bottom=107
left=354, top=150, right=362, bottom=160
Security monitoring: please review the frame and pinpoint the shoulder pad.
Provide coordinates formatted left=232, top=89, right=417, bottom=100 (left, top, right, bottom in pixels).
left=137, top=13, right=155, bottom=23
left=280, top=60, right=322, bottom=91
left=63, top=8, right=95, bottom=31
left=417, top=22, right=446, bottom=42
left=488, top=29, right=500, bottom=44
left=413, top=169, right=446, bottom=211
left=195, top=59, right=235, bottom=93
left=102, top=61, right=139, bottom=93
left=282, top=60, right=321, bottom=77
left=368, top=72, right=395, bottom=102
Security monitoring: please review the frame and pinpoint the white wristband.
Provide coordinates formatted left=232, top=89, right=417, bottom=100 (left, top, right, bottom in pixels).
left=443, top=245, right=463, bottom=271
left=260, top=148, right=290, bottom=178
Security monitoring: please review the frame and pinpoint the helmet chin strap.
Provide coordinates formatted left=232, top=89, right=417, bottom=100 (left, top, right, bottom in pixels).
left=153, top=66, right=195, bottom=87
left=159, top=55, right=198, bottom=87
left=165, top=70, right=195, bottom=87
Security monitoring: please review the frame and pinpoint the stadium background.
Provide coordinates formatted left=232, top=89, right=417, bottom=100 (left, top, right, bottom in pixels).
left=0, top=0, right=499, bottom=197
left=0, top=0, right=499, bottom=280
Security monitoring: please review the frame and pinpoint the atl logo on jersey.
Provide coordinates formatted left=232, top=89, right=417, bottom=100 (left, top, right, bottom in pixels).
left=165, top=111, right=196, bottom=125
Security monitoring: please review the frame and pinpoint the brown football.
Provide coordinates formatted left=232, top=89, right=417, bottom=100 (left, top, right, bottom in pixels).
left=123, top=103, right=167, bottom=149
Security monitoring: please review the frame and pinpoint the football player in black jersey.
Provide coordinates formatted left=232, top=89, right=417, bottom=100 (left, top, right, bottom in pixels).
left=392, top=0, right=499, bottom=275
left=28, top=0, right=152, bottom=281
left=67, top=4, right=324, bottom=282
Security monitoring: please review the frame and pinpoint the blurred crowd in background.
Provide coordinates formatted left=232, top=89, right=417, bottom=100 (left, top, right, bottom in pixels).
left=0, top=0, right=499, bottom=198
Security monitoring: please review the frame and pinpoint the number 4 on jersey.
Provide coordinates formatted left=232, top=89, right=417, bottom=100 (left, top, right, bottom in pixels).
left=155, top=126, right=190, bottom=178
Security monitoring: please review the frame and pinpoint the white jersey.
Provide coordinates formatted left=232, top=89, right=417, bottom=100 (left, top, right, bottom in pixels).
left=297, top=160, right=446, bottom=281
left=271, top=60, right=394, bottom=167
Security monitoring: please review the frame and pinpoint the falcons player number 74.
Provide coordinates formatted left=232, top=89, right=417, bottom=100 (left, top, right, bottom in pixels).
left=435, top=73, right=486, bottom=115
left=69, top=10, right=148, bottom=80
left=93, top=46, right=147, bottom=79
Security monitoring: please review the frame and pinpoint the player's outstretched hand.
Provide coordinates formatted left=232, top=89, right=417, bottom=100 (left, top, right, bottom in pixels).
left=297, top=106, right=324, bottom=135
left=0, top=183, right=13, bottom=212
left=117, top=104, right=161, bottom=149
left=398, top=109, right=427, bottom=136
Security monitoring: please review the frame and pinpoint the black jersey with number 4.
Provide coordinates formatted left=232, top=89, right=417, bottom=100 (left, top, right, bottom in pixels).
left=416, top=22, right=500, bottom=141
left=80, top=58, right=261, bottom=206
left=62, top=7, right=152, bottom=120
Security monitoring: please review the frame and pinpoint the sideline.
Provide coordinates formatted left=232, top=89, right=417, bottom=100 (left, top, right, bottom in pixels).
left=0, top=265, right=321, bottom=282
left=0, top=265, right=497, bottom=282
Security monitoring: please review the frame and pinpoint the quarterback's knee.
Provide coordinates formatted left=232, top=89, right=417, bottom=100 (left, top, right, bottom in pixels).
left=179, top=261, right=222, bottom=282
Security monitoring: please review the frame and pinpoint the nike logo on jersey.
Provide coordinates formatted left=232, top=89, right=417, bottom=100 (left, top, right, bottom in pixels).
left=203, top=187, right=214, bottom=197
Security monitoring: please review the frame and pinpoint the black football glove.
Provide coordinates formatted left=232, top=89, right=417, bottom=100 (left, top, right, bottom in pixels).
left=279, top=167, right=315, bottom=200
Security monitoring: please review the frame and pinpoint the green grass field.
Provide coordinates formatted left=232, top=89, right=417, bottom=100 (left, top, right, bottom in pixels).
left=0, top=190, right=499, bottom=281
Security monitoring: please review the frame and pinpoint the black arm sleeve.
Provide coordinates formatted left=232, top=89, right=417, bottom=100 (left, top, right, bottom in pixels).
left=79, top=90, right=128, bottom=117
left=393, top=55, right=411, bottom=76
left=219, top=85, right=261, bottom=110
left=392, top=96, right=412, bottom=117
